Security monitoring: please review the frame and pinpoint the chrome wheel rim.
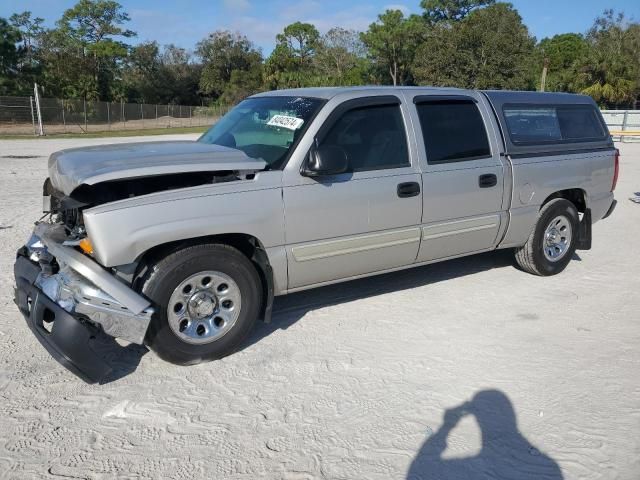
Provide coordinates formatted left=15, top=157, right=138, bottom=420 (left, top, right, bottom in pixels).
left=543, top=215, right=572, bottom=262
left=167, top=271, right=241, bottom=344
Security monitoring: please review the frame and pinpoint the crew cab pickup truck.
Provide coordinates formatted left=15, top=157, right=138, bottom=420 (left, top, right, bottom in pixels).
left=14, top=87, right=618, bottom=382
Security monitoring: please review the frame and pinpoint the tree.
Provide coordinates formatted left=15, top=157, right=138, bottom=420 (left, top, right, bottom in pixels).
left=0, top=17, right=23, bottom=94
left=9, top=11, right=43, bottom=67
left=121, top=41, right=163, bottom=102
left=414, top=3, right=535, bottom=90
left=360, top=10, right=424, bottom=86
left=52, top=0, right=136, bottom=100
left=219, top=66, right=263, bottom=105
left=265, top=22, right=320, bottom=88
left=197, top=30, right=262, bottom=100
left=161, top=45, right=202, bottom=105
left=421, top=0, right=495, bottom=24
left=535, top=33, right=588, bottom=92
left=314, top=27, right=368, bottom=85
left=274, top=21, right=319, bottom=68
left=575, top=10, right=640, bottom=107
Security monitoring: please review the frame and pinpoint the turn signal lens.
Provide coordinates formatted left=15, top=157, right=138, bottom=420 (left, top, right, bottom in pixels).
left=79, top=238, right=94, bottom=255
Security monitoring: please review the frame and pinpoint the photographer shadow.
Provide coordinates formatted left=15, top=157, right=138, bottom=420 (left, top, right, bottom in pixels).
left=407, top=390, right=563, bottom=480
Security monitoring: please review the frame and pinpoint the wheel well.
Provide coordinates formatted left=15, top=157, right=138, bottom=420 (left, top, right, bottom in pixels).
left=136, top=233, right=262, bottom=265
left=541, top=189, right=586, bottom=213
left=134, top=234, right=273, bottom=321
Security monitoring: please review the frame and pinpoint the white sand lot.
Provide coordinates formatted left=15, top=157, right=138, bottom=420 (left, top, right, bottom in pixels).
left=0, top=135, right=638, bottom=479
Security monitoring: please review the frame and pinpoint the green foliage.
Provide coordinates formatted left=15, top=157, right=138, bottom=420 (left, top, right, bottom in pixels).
left=121, top=41, right=162, bottom=102
left=314, top=28, right=369, bottom=85
left=117, top=42, right=202, bottom=104
left=161, top=45, right=202, bottom=105
left=197, top=30, right=263, bottom=99
left=420, top=0, right=495, bottom=24
left=575, top=10, right=640, bottom=107
left=9, top=11, right=43, bottom=67
left=35, top=0, right=135, bottom=100
left=360, top=10, right=425, bottom=85
left=535, top=33, right=589, bottom=92
left=1, top=1, right=640, bottom=108
left=219, top=67, right=264, bottom=105
left=265, top=22, right=321, bottom=88
left=0, top=17, right=24, bottom=95
left=414, top=3, right=535, bottom=90
left=276, top=22, right=320, bottom=65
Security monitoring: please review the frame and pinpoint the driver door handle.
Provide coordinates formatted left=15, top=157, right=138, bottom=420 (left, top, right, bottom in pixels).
left=397, top=182, right=421, bottom=198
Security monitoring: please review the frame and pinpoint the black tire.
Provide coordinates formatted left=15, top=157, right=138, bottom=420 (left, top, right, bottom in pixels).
left=514, top=198, right=579, bottom=276
left=137, top=243, right=262, bottom=365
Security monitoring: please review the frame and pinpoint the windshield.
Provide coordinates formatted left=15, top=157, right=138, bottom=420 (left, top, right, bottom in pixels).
left=198, top=96, right=325, bottom=169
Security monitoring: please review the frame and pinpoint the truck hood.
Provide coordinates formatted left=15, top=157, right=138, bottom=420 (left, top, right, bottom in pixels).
left=48, top=140, right=267, bottom=196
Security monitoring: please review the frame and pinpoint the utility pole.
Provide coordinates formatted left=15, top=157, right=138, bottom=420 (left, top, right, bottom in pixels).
left=540, top=57, right=549, bottom=92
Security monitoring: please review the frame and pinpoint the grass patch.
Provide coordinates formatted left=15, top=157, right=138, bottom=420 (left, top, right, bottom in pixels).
left=0, top=125, right=208, bottom=140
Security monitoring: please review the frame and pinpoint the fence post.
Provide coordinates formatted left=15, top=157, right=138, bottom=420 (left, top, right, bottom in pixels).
left=83, top=98, right=88, bottom=132
left=168, top=104, right=171, bottom=128
left=155, top=104, right=158, bottom=123
left=61, top=99, right=66, bottom=133
left=140, top=103, right=144, bottom=128
left=622, top=110, right=629, bottom=144
left=122, top=101, right=125, bottom=129
left=33, top=83, right=45, bottom=136
left=107, top=102, right=110, bottom=130
left=29, top=96, right=36, bottom=136
left=189, top=106, right=192, bottom=127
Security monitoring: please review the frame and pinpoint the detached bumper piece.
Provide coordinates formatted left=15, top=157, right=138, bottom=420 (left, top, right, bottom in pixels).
left=14, top=253, right=111, bottom=383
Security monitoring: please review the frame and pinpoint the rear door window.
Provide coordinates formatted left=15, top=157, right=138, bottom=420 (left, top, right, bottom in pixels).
left=416, top=100, right=491, bottom=164
left=503, top=104, right=606, bottom=145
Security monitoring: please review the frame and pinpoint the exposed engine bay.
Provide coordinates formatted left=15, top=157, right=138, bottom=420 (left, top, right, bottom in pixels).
left=43, top=169, right=254, bottom=238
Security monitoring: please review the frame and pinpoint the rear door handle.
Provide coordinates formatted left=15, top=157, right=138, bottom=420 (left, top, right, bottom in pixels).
left=397, top=182, right=421, bottom=198
left=479, top=174, right=497, bottom=188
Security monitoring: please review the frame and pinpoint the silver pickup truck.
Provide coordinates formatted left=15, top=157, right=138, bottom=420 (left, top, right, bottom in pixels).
left=14, top=87, right=618, bottom=382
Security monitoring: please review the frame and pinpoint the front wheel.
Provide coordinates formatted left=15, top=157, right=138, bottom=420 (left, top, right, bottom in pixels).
left=514, top=198, right=579, bottom=276
left=138, top=244, right=262, bottom=365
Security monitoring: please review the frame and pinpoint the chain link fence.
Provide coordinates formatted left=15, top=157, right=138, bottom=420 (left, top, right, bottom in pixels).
left=3, top=95, right=640, bottom=141
left=0, top=95, right=230, bottom=136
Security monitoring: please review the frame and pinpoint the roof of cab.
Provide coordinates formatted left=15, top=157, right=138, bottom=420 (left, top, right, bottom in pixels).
left=251, top=86, right=600, bottom=105
left=251, top=85, right=467, bottom=100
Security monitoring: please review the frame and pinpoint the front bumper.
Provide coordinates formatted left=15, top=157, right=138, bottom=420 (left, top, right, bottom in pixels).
left=14, top=252, right=112, bottom=383
left=13, top=223, right=154, bottom=383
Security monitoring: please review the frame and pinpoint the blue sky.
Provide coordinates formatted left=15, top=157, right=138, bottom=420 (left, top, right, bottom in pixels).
left=2, top=0, right=639, bottom=55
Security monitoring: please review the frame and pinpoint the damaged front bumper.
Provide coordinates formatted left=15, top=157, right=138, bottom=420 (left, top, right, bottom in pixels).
left=13, top=223, right=153, bottom=383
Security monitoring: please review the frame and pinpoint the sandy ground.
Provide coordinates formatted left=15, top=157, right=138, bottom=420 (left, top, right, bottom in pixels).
left=0, top=135, right=638, bottom=480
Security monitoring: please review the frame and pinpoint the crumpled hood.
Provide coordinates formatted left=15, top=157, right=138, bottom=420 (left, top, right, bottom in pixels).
left=48, top=140, right=267, bottom=196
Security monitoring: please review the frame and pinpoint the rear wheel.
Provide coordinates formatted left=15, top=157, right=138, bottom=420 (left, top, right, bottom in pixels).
left=138, top=244, right=262, bottom=365
left=514, top=198, right=579, bottom=276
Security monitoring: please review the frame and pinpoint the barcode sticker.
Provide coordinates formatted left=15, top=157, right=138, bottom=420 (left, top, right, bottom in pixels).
left=267, top=115, right=304, bottom=130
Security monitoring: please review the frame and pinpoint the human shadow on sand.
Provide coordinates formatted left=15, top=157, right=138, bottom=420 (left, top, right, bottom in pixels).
left=407, top=390, right=563, bottom=480
left=243, top=249, right=514, bottom=350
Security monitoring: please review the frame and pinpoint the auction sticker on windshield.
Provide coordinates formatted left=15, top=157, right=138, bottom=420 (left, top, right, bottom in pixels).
left=267, top=115, right=304, bottom=130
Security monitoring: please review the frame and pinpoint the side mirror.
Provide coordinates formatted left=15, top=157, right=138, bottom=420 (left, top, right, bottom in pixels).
left=303, top=144, right=349, bottom=177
